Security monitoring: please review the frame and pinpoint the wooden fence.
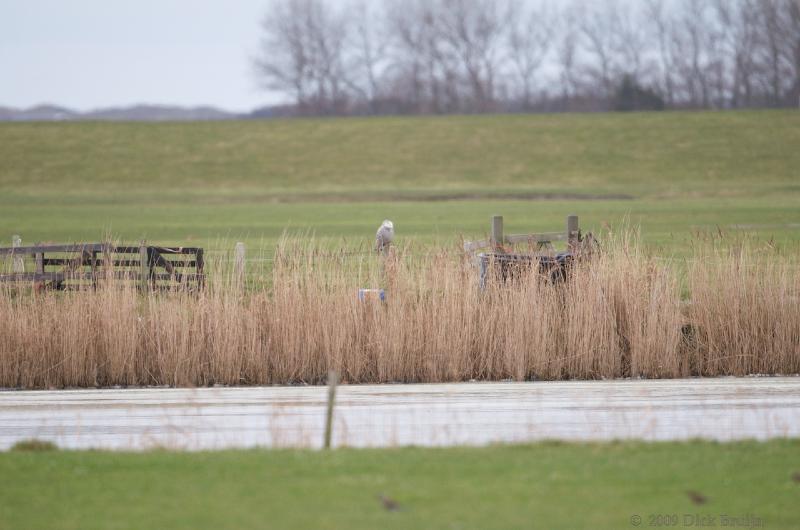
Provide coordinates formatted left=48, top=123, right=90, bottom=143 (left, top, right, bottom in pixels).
left=0, top=241, right=204, bottom=291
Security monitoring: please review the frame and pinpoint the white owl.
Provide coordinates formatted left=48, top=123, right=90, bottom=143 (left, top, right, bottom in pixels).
left=375, top=220, right=395, bottom=252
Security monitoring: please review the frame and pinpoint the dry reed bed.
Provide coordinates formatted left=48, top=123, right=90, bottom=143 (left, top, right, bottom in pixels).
left=1, top=237, right=798, bottom=389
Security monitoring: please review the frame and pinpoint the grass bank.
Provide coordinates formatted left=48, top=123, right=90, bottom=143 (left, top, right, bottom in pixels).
left=2, top=111, right=798, bottom=197
left=1, top=111, right=798, bottom=249
left=1, top=440, right=797, bottom=530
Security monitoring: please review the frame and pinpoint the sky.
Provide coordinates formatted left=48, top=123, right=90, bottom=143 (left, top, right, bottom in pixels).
left=0, top=0, right=285, bottom=112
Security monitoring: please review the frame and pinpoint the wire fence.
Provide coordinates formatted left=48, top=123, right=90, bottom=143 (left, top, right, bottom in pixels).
left=3, top=234, right=800, bottom=274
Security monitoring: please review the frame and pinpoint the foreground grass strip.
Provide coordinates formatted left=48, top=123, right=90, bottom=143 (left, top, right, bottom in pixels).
left=1, top=440, right=798, bottom=530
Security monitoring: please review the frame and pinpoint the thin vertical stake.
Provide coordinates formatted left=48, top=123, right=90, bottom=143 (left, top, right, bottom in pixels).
left=234, top=242, right=246, bottom=289
left=324, top=370, right=338, bottom=449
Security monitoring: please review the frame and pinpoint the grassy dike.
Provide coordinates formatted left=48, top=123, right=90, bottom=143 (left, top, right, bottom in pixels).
left=1, top=440, right=798, bottom=530
left=1, top=111, right=798, bottom=249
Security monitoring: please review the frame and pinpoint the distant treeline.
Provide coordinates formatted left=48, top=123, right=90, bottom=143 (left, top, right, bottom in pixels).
left=254, top=0, right=800, bottom=116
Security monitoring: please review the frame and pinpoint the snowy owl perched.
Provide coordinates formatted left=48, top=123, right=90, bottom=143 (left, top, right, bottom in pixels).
left=375, top=219, right=395, bottom=253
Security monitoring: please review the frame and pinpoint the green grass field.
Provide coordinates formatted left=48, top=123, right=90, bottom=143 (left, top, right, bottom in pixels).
left=1, top=440, right=797, bottom=530
left=1, top=113, right=799, bottom=530
left=1, top=110, right=798, bottom=251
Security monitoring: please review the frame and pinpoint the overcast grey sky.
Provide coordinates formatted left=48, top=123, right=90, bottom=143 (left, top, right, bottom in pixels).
left=0, top=0, right=284, bottom=111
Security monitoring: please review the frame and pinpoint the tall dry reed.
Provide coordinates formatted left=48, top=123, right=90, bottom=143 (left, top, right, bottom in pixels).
left=0, top=235, right=797, bottom=388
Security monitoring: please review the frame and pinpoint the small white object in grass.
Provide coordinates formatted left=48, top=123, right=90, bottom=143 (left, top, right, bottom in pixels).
left=358, top=288, right=386, bottom=302
left=375, top=219, right=394, bottom=252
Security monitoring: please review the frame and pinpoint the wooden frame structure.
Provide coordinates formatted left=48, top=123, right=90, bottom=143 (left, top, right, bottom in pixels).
left=464, top=215, right=584, bottom=289
left=0, top=242, right=204, bottom=291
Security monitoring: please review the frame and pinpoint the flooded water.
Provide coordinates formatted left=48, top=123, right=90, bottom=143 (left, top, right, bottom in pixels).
left=0, top=377, right=798, bottom=450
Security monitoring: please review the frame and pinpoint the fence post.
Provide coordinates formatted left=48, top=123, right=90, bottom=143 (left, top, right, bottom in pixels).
left=491, top=215, right=504, bottom=251
left=34, top=251, right=44, bottom=275
left=34, top=248, right=44, bottom=291
left=323, top=370, right=338, bottom=449
left=90, top=250, right=98, bottom=290
left=234, top=242, right=246, bottom=289
left=139, top=242, right=149, bottom=292
left=567, top=215, right=579, bottom=252
left=11, top=235, right=24, bottom=273
left=102, top=243, right=113, bottom=283
left=196, top=248, right=205, bottom=290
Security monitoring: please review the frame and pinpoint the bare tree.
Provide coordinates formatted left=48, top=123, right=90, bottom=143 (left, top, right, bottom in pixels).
left=705, top=8, right=730, bottom=108
left=436, top=0, right=509, bottom=111
left=347, top=0, right=389, bottom=111
left=254, top=0, right=800, bottom=115
left=385, top=0, right=452, bottom=112
left=754, top=0, right=798, bottom=106
left=255, top=0, right=313, bottom=107
left=713, top=0, right=761, bottom=108
left=578, top=0, right=622, bottom=97
left=611, top=1, right=653, bottom=85
left=645, top=0, right=676, bottom=105
left=306, top=1, right=350, bottom=112
left=668, top=0, right=717, bottom=107
left=255, top=0, right=350, bottom=114
left=555, top=3, right=580, bottom=107
left=787, top=0, right=800, bottom=106
left=507, top=0, right=552, bottom=109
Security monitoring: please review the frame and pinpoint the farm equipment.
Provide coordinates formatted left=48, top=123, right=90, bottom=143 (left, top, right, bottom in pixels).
left=464, top=214, right=597, bottom=288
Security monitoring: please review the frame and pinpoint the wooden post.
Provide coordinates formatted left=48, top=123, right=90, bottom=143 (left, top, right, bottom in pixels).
left=196, top=248, right=205, bottom=290
left=34, top=251, right=44, bottom=275
left=139, top=243, right=149, bottom=292
left=491, top=215, right=504, bottom=251
left=567, top=215, right=579, bottom=252
left=323, top=370, right=338, bottom=449
left=234, top=242, right=245, bottom=289
left=11, top=235, right=24, bottom=273
left=102, top=243, right=113, bottom=283
left=34, top=249, right=44, bottom=291
left=90, top=250, right=98, bottom=290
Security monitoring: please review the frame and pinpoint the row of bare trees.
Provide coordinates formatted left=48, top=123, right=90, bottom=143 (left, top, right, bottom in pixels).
left=254, top=0, right=800, bottom=115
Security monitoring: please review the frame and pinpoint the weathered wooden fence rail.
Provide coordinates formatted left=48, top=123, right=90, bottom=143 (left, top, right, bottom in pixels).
left=464, top=214, right=581, bottom=254
left=0, top=241, right=204, bottom=291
